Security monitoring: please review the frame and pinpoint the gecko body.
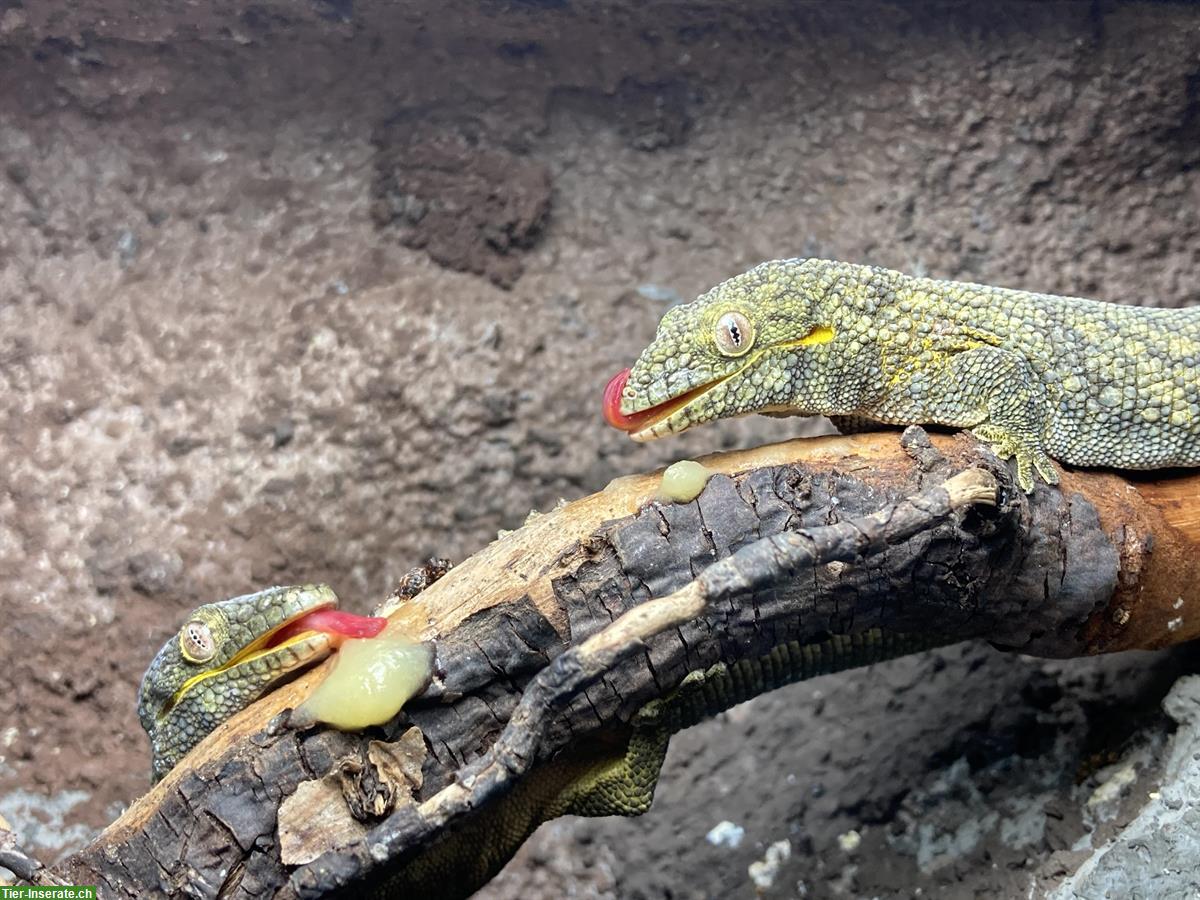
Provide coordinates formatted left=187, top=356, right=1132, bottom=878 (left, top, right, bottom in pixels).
left=608, top=258, right=1200, bottom=490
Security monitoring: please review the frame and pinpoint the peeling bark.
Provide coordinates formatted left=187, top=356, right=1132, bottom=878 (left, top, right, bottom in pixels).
left=26, top=430, right=1200, bottom=898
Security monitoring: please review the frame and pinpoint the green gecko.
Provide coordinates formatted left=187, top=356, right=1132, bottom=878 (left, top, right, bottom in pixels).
left=604, top=258, right=1200, bottom=491
left=137, top=584, right=387, bottom=782
left=137, top=585, right=934, bottom=895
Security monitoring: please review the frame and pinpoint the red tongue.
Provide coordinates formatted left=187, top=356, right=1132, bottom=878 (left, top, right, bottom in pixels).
left=603, top=368, right=641, bottom=431
left=265, top=609, right=388, bottom=648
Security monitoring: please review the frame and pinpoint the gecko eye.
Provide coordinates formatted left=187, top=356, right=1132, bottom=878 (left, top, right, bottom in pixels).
left=181, top=620, right=216, bottom=663
left=714, top=311, right=754, bottom=357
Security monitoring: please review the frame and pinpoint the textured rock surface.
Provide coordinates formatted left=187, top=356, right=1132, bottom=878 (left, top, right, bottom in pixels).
left=1046, top=675, right=1200, bottom=900
left=2, top=2, right=1200, bottom=897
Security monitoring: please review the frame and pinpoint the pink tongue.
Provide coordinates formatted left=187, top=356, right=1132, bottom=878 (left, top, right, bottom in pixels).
left=603, top=368, right=639, bottom=431
left=266, top=609, right=388, bottom=648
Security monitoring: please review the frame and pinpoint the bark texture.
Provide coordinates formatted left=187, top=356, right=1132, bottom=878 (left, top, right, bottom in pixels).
left=27, top=430, right=1200, bottom=898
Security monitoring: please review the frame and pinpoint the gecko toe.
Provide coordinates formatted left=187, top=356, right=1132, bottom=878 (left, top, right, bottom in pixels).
left=1033, top=452, right=1060, bottom=486
left=970, top=425, right=1056, bottom=494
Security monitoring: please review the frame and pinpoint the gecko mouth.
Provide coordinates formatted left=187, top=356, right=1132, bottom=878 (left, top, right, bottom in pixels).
left=167, top=604, right=388, bottom=713
left=603, top=367, right=729, bottom=438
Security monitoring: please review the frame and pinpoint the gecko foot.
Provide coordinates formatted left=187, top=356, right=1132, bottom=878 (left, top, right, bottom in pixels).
left=970, top=425, right=1059, bottom=493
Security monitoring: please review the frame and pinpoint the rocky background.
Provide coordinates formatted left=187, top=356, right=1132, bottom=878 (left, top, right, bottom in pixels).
left=2, top=2, right=1200, bottom=897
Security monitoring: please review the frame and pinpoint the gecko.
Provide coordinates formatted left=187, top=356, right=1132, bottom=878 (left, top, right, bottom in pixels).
left=604, top=258, right=1200, bottom=491
left=136, top=584, right=388, bottom=782
left=139, top=583, right=937, bottom=896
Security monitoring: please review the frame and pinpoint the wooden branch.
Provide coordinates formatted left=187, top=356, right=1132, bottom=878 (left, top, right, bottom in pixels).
left=288, top=467, right=998, bottom=896
left=0, top=813, right=45, bottom=885
left=36, top=429, right=1200, bottom=898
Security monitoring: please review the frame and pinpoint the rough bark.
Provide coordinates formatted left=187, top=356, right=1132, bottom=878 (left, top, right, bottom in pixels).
left=21, top=429, right=1200, bottom=898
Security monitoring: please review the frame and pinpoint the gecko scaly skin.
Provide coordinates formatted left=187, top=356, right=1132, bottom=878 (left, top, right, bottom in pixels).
left=137, top=584, right=387, bottom=781
left=606, top=258, right=1200, bottom=491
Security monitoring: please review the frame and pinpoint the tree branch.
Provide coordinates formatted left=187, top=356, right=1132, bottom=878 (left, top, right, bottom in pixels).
left=287, top=467, right=997, bottom=896
left=34, top=429, right=1200, bottom=898
left=0, top=814, right=50, bottom=886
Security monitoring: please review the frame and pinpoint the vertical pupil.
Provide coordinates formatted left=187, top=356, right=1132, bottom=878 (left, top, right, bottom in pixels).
left=729, top=323, right=741, bottom=344
left=187, top=625, right=207, bottom=651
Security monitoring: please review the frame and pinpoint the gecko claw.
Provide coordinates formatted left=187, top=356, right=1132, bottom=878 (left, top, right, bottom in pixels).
left=970, top=425, right=1058, bottom=493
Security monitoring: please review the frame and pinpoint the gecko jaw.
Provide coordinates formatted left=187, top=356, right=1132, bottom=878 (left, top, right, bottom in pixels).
left=626, top=376, right=730, bottom=441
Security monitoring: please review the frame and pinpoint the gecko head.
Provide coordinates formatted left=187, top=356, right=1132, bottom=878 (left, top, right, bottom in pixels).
left=605, top=259, right=836, bottom=440
left=136, top=584, right=387, bottom=782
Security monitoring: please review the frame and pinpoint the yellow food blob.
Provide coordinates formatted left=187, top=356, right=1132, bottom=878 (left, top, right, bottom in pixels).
left=657, top=459, right=713, bottom=503
left=298, top=632, right=433, bottom=730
